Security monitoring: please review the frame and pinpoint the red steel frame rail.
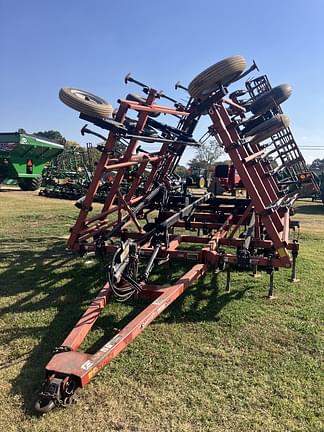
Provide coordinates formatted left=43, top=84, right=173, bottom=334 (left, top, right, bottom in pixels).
left=208, top=103, right=292, bottom=266
left=67, top=92, right=293, bottom=266
left=45, top=264, right=207, bottom=388
left=67, top=89, right=189, bottom=251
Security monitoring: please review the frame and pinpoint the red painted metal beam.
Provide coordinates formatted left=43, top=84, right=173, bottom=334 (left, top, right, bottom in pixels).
left=45, top=264, right=207, bottom=387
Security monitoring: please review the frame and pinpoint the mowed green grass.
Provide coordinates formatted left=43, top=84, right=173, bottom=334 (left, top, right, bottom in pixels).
left=0, top=189, right=323, bottom=432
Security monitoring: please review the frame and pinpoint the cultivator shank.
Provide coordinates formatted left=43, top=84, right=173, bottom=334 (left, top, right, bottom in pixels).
left=35, top=56, right=316, bottom=412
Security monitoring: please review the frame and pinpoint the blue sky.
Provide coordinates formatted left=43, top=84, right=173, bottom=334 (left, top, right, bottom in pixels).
left=1, top=0, right=323, bottom=165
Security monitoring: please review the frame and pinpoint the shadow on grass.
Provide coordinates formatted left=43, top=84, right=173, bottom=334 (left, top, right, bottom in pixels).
left=295, top=204, right=324, bottom=215
left=0, top=241, right=250, bottom=415
left=0, top=187, right=21, bottom=193
left=0, top=239, right=107, bottom=415
left=81, top=262, right=251, bottom=355
left=153, top=261, right=250, bottom=324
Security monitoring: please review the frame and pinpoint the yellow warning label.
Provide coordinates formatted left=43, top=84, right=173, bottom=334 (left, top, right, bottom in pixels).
left=88, top=367, right=99, bottom=380
left=277, top=247, right=288, bottom=258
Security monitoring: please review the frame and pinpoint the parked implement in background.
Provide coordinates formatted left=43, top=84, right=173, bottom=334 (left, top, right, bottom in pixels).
left=186, top=167, right=208, bottom=188
left=40, top=144, right=95, bottom=200
left=187, top=163, right=243, bottom=195
left=208, top=164, right=243, bottom=195
left=0, top=132, right=64, bottom=190
left=319, top=173, right=324, bottom=204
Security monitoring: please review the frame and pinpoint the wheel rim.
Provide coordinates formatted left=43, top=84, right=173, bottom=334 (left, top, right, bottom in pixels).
left=59, top=87, right=113, bottom=118
left=199, top=177, right=205, bottom=188
left=69, top=89, right=107, bottom=106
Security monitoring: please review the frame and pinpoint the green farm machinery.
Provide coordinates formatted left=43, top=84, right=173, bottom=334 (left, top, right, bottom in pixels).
left=39, top=143, right=115, bottom=202
left=39, top=140, right=130, bottom=202
left=0, top=132, right=64, bottom=190
left=40, top=144, right=95, bottom=200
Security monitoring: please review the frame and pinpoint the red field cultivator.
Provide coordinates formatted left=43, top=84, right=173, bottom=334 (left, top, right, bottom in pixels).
left=34, top=56, right=318, bottom=412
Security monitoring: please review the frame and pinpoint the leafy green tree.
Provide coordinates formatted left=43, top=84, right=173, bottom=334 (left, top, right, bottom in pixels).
left=34, top=130, right=66, bottom=145
left=175, top=165, right=188, bottom=178
left=189, top=139, right=223, bottom=170
left=64, top=140, right=81, bottom=149
left=310, top=158, right=324, bottom=174
left=188, top=158, right=208, bottom=170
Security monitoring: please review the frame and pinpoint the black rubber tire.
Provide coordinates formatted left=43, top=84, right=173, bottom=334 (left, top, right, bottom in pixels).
left=59, top=88, right=113, bottom=118
left=186, top=177, right=194, bottom=186
left=246, top=114, right=290, bottom=143
left=249, top=84, right=292, bottom=115
left=188, top=55, right=247, bottom=99
left=126, top=93, right=160, bottom=117
left=18, top=177, right=42, bottom=191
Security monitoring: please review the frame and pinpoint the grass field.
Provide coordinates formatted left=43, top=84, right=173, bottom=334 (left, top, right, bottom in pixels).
left=0, top=189, right=323, bottom=432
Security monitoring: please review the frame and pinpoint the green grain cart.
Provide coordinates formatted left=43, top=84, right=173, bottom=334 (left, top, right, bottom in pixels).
left=0, top=132, right=64, bottom=190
